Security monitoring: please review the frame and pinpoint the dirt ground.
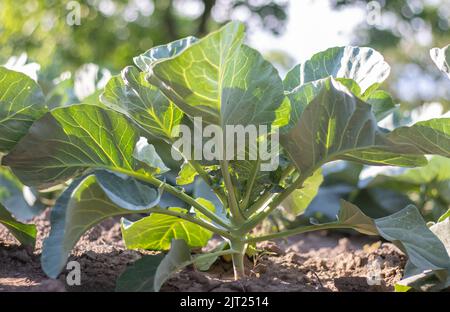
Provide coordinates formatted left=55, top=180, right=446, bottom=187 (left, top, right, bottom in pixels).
left=0, top=209, right=406, bottom=292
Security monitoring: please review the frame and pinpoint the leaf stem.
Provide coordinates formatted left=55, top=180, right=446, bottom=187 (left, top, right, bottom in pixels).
left=194, top=249, right=239, bottom=262
left=149, top=207, right=233, bottom=239
left=244, top=223, right=357, bottom=244
left=220, top=160, right=246, bottom=225
left=240, top=158, right=261, bottom=210
left=243, top=164, right=298, bottom=219
left=168, top=136, right=226, bottom=204
left=228, top=239, right=247, bottom=280
left=280, top=164, right=296, bottom=182
left=245, top=165, right=295, bottom=218
left=113, top=168, right=231, bottom=229
left=238, top=173, right=309, bottom=233
left=244, top=192, right=274, bottom=218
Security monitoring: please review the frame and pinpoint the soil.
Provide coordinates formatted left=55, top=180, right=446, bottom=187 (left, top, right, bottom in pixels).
left=0, top=209, right=406, bottom=292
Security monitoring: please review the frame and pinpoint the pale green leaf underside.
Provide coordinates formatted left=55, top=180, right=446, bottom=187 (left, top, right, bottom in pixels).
left=283, top=46, right=390, bottom=93
left=0, top=202, right=36, bottom=246
left=116, top=254, right=165, bottom=292
left=396, top=269, right=450, bottom=292
left=431, top=218, right=450, bottom=256
left=153, top=239, right=237, bottom=292
left=0, top=167, right=42, bottom=221
left=380, top=207, right=450, bottom=291
left=133, top=138, right=170, bottom=174
left=153, top=239, right=192, bottom=292
left=2, top=104, right=138, bottom=189
left=41, top=174, right=155, bottom=278
left=134, top=36, right=198, bottom=72
left=395, top=217, right=450, bottom=292
left=194, top=241, right=228, bottom=272
left=116, top=239, right=237, bottom=292
left=121, top=207, right=212, bottom=251
left=336, top=200, right=379, bottom=235
left=0, top=67, right=47, bottom=153
left=95, top=170, right=161, bottom=210
left=375, top=205, right=450, bottom=272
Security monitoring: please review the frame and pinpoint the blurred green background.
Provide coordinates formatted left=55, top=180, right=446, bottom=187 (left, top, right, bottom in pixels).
left=0, top=0, right=449, bottom=109
left=0, top=0, right=287, bottom=71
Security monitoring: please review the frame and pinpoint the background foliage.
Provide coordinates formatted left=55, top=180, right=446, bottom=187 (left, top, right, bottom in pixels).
left=0, top=0, right=287, bottom=72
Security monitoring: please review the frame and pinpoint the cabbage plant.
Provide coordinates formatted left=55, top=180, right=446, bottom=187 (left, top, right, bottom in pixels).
left=1, top=22, right=449, bottom=291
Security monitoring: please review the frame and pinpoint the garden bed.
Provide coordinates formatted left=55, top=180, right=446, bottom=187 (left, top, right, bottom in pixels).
left=0, top=210, right=405, bottom=292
